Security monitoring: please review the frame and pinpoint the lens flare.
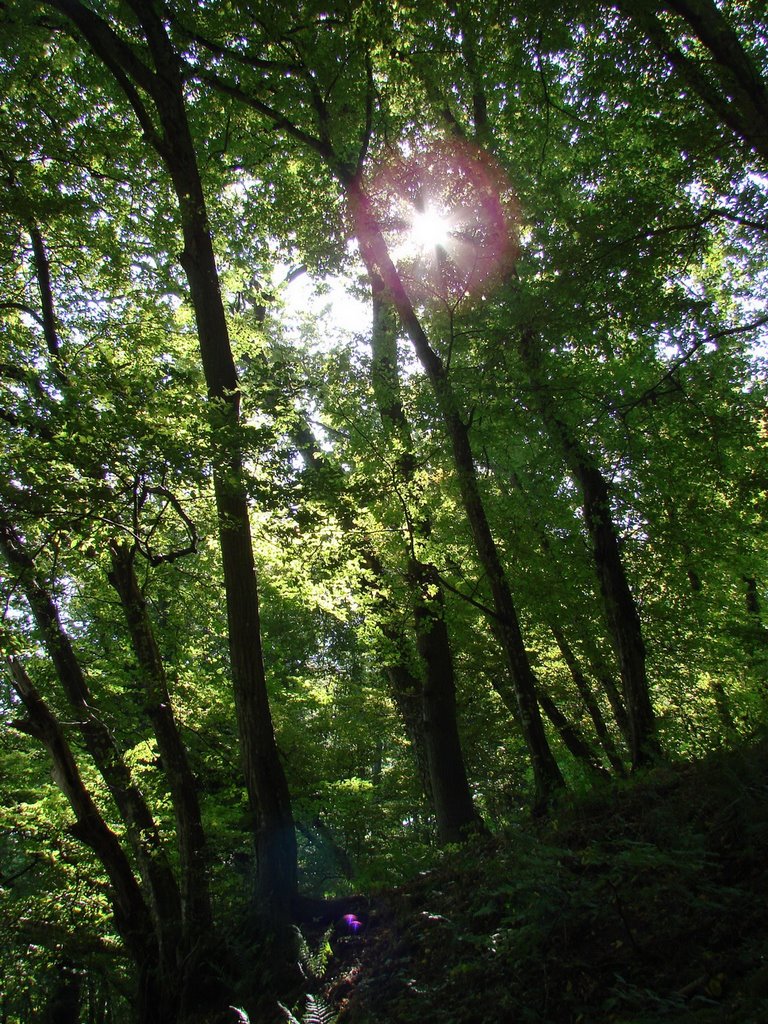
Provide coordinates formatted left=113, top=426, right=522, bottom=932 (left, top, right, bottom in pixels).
left=362, top=139, right=519, bottom=303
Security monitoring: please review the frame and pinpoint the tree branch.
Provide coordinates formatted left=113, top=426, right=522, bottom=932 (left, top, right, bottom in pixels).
left=6, top=655, right=156, bottom=965
left=0, top=301, right=46, bottom=328
left=28, top=226, right=61, bottom=358
left=199, top=69, right=343, bottom=171
left=620, top=311, right=768, bottom=416
left=43, top=0, right=165, bottom=152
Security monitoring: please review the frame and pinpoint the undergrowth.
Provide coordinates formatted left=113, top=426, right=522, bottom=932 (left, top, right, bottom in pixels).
left=309, top=740, right=768, bottom=1024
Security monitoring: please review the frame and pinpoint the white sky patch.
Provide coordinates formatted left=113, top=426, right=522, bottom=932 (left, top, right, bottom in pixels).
left=278, top=267, right=372, bottom=347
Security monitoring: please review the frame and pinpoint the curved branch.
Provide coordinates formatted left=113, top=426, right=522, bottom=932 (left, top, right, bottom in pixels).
left=620, top=311, right=768, bottom=416
left=173, top=20, right=302, bottom=75
left=6, top=656, right=156, bottom=966
left=199, top=69, right=347, bottom=176
left=0, top=301, right=45, bottom=327
left=28, top=227, right=61, bottom=357
left=43, top=0, right=165, bottom=152
left=139, top=484, right=198, bottom=565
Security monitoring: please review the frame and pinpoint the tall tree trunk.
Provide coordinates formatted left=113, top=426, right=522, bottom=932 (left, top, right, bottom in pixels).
left=484, top=627, right=609, bottom=780
left=516, top=327, right=660, bottom=768
left=581, top=635, right=633, bottom=747
left=505, top=467, right=627, bottom=772
left=550, top=625, right=627, bottom=775
left=370, top=275, right=484, bottom=841
left=620, top=0, right=768, bottom=163
left=6, top=659, right=168, bottom=1022
left=349, top=180, right=565, bottom=810
left=386, top=659, right=435, bottom=807
left=289, top=416, right=439, bottom=816
left=0, top=526, right=183, bottom=973
left=534, top=687, right=610, bottom=780
left=46, top=0, right=297, bottom=910
left=412, top=564, right=487, bottom=840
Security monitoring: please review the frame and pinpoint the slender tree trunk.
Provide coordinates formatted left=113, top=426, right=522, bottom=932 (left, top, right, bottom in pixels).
left=370, top=275, right=484, bottom=840
left=46, top=0, right=297, bottom=910
left=0, top=526, right=183, bottom=972
left=550, top=626, right=626, bottom=775
left=107, top=544, right=214, bottom=943
left=386, top=660, right=435, bottom=807
left=163, top=126, right=296, bottom=908
left=349, top=181, right=564, bottom=809
left=581, top=635, right=633, bottom=746
left=534, top=687, right=610, bottom=780
left=28, top=226, right=61, bottom=358
left=621, top=0, right=768, bottom=163
left=505, top=468, right=626, bottom=773
left=7, top=659, right=168, bottom=1022
left=484, top=627, right=608, bottom=779
left=412, top=564, right=487, bottom=840
left=516, top=327, right=660, bottom=768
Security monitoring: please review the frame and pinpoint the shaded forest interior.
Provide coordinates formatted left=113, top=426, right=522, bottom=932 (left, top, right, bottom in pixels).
left=1, top=0, right=767, bottom=1022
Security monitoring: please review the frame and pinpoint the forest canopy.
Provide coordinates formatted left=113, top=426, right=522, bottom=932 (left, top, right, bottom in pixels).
left=0, top=1, right=766, bottom=1021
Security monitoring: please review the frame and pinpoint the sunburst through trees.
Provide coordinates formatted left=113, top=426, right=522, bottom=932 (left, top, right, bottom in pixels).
left=366, top=139, right=520, bottom=303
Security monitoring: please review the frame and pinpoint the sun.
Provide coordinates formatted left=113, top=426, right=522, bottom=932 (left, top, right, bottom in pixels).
left=364, top=139, right=519, bottom=301
left=409, top=205, right=452, bottom=252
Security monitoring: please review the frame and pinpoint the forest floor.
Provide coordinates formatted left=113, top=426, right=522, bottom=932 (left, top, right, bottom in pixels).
left=293, top=739, right=768, bottom=1024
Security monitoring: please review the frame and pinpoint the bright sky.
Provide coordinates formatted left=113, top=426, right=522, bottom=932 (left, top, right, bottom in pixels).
left=278, top=264, right=372, bottom=347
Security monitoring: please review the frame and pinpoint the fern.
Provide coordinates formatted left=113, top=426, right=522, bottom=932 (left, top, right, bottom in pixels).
left=304, top=994, right=337, bottom=1024
left=293, top=925, right=334, bottom=981
left=277, top=1002, right=301, bottom=1024
left=278, top=994, right=337, bottom=1024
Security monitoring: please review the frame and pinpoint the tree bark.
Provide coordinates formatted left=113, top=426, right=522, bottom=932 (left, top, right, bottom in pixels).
left=505, top=467, right=627, bottom=772
left=370, top=275, right=485, bottom=841
left=580, top=635, right=632, bottom=747
left=550, top=626, right=626, bottom=775
left=385, top=659, right=435, bottom=807
left=483, top=626, right=609, bottom=780
left=534, top=686, right=610, bottom=780
left=28, top=226, right=61, bottom=358
left=619, top=0, right=768, bottom=164
left=0, top=524, right=183, bottom=966
left=107, top=543, right=213, bottom=940
left=6, top=658, right=167, bottom=1021
left=412, top=565, right=487, bottom=840
left=516, top=327, right=660, bottom=768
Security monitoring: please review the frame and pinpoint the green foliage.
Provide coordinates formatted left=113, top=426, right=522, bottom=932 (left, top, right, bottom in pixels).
left=0, top=0, right=767, bottom=1018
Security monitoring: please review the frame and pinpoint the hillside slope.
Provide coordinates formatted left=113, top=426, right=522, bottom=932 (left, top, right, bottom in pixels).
left=302, top=742, right=768, bottom=1024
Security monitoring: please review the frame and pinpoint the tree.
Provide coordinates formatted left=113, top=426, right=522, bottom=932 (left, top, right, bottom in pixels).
left=1, top=1, right=767, bottom=1019
left=39, top=0, right=298, bottom=909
